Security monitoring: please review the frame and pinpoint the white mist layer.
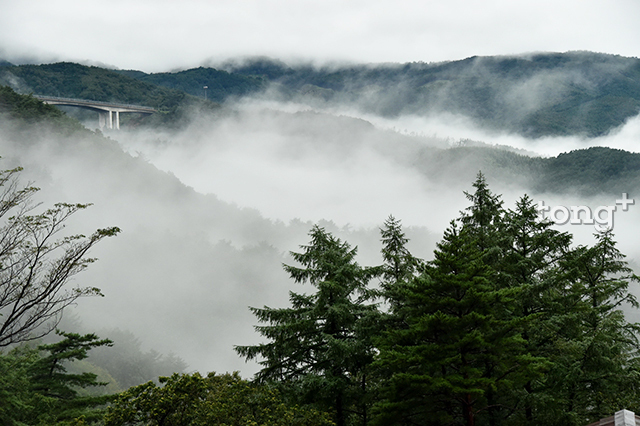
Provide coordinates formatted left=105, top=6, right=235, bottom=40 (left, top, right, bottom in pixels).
left=117, top=109, right=468, bottom=232
left=116, top=101, right=640, bottom=282
left=2, top=101, right=640, bottom=378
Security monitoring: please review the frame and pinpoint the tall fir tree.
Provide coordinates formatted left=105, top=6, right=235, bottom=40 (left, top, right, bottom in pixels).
left=379, top=215, right=423, bottom=313
left=460, top=172, right=504, bottom=255
left=374, top=218, right=535, bottom=426
left=549, top=230, right=640, bottom=424
left=498, top=195, right=574, bottom=424
left=236, top=225, right=379, bottom=426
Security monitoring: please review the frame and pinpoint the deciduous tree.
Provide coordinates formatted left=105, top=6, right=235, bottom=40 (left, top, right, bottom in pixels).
left=0, top=166, right=119, bottom=346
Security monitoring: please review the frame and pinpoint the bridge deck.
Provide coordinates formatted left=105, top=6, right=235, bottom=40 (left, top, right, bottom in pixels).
left=34, top=95, right=157, bottom=113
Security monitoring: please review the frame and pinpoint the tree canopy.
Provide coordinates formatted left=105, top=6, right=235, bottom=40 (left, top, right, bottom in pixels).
left=236, top=173, right=640, bottom=426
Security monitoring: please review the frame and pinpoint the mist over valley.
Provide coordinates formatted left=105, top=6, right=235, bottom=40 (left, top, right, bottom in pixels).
left=2, top=50, right=640, bottom=396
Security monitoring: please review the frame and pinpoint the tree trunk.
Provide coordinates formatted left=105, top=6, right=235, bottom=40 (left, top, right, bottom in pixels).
left=336, top=393, right=345, bottom=426
left=463, top=394, right=475, bottom=426
left=525, top=381, right=533, bottom=422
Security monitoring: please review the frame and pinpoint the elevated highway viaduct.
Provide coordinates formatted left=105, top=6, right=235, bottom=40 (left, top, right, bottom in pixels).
left=35, top=95, right=157, bottom=130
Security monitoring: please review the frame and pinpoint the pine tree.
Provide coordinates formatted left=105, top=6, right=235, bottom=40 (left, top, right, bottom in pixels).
left=374, top=218, right=534, bottom=426
left=27, top=330, right=114, bottom=424
left=552, top=230, right=640, bottom=424
left=379, top=215, right=422, bottom=313
left=236, top=225, right=379, bottom=426
left=498, top=195, right=574, bottom=424
left=460, top=171, right=504, bottom=255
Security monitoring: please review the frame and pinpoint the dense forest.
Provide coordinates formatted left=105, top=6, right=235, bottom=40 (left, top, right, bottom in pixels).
left=221, top=52, right=640, bottom=138
left=1, top=50, right=640, bottom=424
left=3, top=51, right=640, bottom=137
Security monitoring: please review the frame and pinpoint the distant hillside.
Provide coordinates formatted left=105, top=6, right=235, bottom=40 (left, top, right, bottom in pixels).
left=0, top=62, right=224, bottom=128
left=1, top=62, right=176, bottom=106
left=414, top=143, right=640, bottom=196
left=0, top=85, right=86, bottom=133
left=2, top=83, right=638, bottom=198
left=224, top=52, right=640, bottom=138
left=116, top=66, right=266, bottom=102
left=2, top=51, right=640, bottom=137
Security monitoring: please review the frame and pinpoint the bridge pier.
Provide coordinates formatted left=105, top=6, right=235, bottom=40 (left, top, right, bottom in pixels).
left=98, top=110, right=121, bottom=130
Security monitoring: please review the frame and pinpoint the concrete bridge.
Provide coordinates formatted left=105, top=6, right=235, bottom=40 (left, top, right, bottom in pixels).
left=35, top=95, right=157, bottom=130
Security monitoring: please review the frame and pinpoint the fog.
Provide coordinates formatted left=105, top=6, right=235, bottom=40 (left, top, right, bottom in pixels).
left=357, top=110, right=640, bottom=157
left=2, top=93, right=640, bottom=377
left=3, top=0, right=640, bottom=72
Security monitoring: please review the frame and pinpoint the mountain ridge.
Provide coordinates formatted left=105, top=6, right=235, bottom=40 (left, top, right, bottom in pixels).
left=2, top=51, right=640, bottom=137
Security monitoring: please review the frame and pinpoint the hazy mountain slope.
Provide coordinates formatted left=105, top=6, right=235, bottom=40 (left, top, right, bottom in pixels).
left=0, top=87, right=296, bottom=372
left=4, top=51, right=640, bottom=138
left=0, top=87, right=443, bottom=374
left=410, top=142, right=640, bottom=197
left=224, top=51, right=640, bottom=138
left=117, top=66, right=266, bottom=102
left=2, top=82, right=640, bottom=374
left=0, top=62, right=223, bottom=128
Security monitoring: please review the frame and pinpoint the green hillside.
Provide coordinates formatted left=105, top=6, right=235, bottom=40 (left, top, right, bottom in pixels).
left=2, top=62, right=176, bottom=106
left=3, top=51, right=640, bottom=137
left=117, top=66, right=266, bottom=102
left=0, top=62, right=227, bottom=128
left=225, top=51, right=640, bottom=138
left=2, top=84, right=638, bottom=197
left=413, top=143, right=640, bottom=196
left=0, top=85, right=85, bottom=133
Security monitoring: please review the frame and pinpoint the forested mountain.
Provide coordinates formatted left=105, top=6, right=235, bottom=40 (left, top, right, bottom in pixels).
left=2, top=50, right=640, bottom=424
left=223, top=51, right=640, bottom=138
left=415, top=143, right=640, bottom=196
left=0, top=62, right=222, bottom=127
left=2, top=51, right=640, bottom=137
left=2, top=76, right=639, bottom=199
left=116, top=66, right=266, bottom=102
left=0, top=62, right=179, bottom=106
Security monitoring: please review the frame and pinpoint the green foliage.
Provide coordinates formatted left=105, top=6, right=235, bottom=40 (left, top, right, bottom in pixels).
left=104, top=371, right=334, bottom=426
left=0, top=331, right=114, bottom=425
left=0, top=345, right=38, bottom=425
left=236, top=225, right=379, bottom=426
left=379, top=215, right=423, bottom=308
left=370, top=176, right=640, bottom=425
left=538, top=230, right=640, bottom=424
left=119, top=66, right=267, bottom=102
left=0, top=166, right=120, bottom=347
left=236, top=175, right=640, bottom=426
left=228, top=52, right=640, bottom=138
left=26, top=331, right=114, bottom=424
left=374, top=178, right=536, bottom=425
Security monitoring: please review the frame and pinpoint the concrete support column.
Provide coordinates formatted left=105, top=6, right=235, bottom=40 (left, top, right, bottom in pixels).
left=98, top=111, right=106, bottom=129
left=108, top=111, right=113, bottom=129
left=115, top=111, right=120, bottom=129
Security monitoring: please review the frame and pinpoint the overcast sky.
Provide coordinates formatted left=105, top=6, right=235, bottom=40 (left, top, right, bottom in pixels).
left=1, top=0, right=639, bottom=72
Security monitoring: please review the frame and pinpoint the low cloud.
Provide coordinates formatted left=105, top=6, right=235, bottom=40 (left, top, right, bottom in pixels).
left=2, top=92, right=640, bottom=377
